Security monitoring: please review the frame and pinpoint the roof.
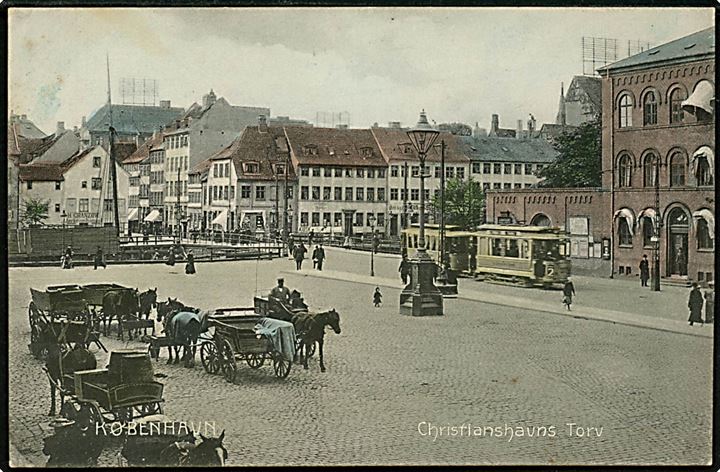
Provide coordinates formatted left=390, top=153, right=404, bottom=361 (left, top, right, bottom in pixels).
left=540, top=123, right=578, bottom=139
left=371, top=128, right=469, bottom=164
left=14, top=133, right=64, bottom=164
left=206, top=126, right=297, bottom=181
left=459, top=136, right=558, bottom=164
left=114, top=143, right=138, bottom=163
left=9, top=115, right=47, bottom=139
left=598, top=27, right=714, bottom=73
left=492, top=128, right=516, bottom=138
left=84, top=103, right=184, bottom=135
left=19, top=163, right=65, bottom=181
left=285, top=127, right=388, bottom=168
left=189, top=157, right=213, bottom=176
left=123, top=134, right=162, bottom=164
left=568, top=75, right=602, bottom=111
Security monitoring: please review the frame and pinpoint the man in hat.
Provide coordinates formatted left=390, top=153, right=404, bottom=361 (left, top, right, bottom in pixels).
left=269, top=278, right=290, bottom=305
left=639, top=254, right=650, bottom=287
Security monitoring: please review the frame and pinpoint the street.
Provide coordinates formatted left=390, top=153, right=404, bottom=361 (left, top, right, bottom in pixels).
left=8, top=253, right=713, bottom=466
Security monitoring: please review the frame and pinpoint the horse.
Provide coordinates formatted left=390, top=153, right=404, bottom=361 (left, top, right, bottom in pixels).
left=122, top=423, right=226, bottom=466
left=163, top=308, right=209, bottom=367
left=43, top=417, right=107, bottom=466
left=101, top=289, right=140, bottom=340
left=139, top=288, right=158, bottom=321
left=160, top=431, right=227, bottom=466
left=291, top=309, right=341, bottom=372
left=44, top=344, right=97, bottom=416
left=157, top=298, right=186, bottom=323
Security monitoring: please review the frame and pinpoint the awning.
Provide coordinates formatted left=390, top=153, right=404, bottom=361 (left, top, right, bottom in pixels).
left=211, top=209, right=228, bottom=230
left=127, top=208, right=139, bottom=221
left=692, top=209, right=715, bottom=240
left=144, top=209, right=162, bottom=223
left=681, top=80, right=714, bottom=115
left=690, top=146, right=714, bottom=179
left=614, top=208, right=635, bottom=236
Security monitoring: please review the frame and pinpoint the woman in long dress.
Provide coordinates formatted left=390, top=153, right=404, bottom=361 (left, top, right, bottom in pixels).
left=185, top=251, right=196, bottom=275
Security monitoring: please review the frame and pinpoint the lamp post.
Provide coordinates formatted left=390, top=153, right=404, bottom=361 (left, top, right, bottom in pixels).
left=369, top=215, right=376, bottom=276
left=61, top=210, right=68, bottom=248
left=399, top=110, right=444, bottom=316
left=651, top=159, right=662, bottom=292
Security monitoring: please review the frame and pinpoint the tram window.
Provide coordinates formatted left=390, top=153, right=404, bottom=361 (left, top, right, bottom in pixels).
left=520, top=240, right=529, bottom=259
left=558, top=243, right=567, bottom=257
left=431, top=237, right=436, bottom=251
left=491, top=239, right=504, bottom=256
left=506, top=239, right=519, bottom=258
left=413, top=235, right=418, bottom=248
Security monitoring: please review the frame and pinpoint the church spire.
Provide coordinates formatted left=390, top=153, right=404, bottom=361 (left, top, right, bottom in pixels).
left=555, top=82, right=567, bottom=126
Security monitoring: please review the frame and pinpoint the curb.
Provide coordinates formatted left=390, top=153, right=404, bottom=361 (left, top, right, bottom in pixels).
left=281, top=269, right=713, bottom=339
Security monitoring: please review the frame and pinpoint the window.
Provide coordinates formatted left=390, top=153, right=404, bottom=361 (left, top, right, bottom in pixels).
left=301, top=167, right=309, bottom=177
left=493, top=164, right=501, bottom=174
left=411, top=189, right=419, bottom=201
left=324, top=168, right=332, bottom=177
left=456, top=167, right=465, bottom=179
left=213, top=164, right=218, bottom=178
left=377, top=188, right=385, bottom=202
left=244, top=162, right=260, bottom=174
left=274, top=164, right=284, bottom=175
left=472, top=163, right=481, bottom=174
left=55, top=181, right=61, bottom=190
left=300, top=212, right=309, bottom=226
left=103, top=199, right=113, bottom=212
left=643, top=91, right=658, bottom=126
left=514, top=183, right=522, bottom=188
left=312, top=212, right=320, bottom=226
left=424, top=189, right=430, bottom=201
left=322, top=212, right=331, bottom=226
left=311, top=186, right=320, bottom=200
left=642, top=217, right=654, bottom=247
left=79, top=198, right=89, bottom=212
left=696, top=155, right=714, bottom=186
left=356, top=188, right=364, bottom=201
left=377, top=169, right=386, bottom=178
left=93, top=156, right=101, bottom=168
left=323, top=187, right=331, bottom=200
left=619, top=93, right=633, bottom=128
left=286, top=186, right=294, bottom=199
left=303, top=146, right=318, bottom=156
left=345, top=168, right=352, bottom=177
left=493, top=183, right=501, bottom=189
left=391, top=165, right=399, bottom=177
left=368, top=169, right=375, bottom=179
left=367, top=188, right=375, bottom=201
left=366, top=213, right=375, bottom=226
left=334, top=212, right=343, bottom=225
left=483, top=183, right=490, bottom=191
left=643, top=153, right=658, bottom=187
left=357, top=168, right=365, bottom=178
left=670, top=88, right=687, bottom=124
left=92, top=178, right=102, bottom=190
left=400, top=189, right=407, bottom=201
left=345, top=187, right=353, bottom=201
left=698, top=219, right=713, bottom=250
left=503, top=183, right=512, bottom=189
left=618, top=219, right=632, bottom=246
left=242, top=185, right=251, bottom=199
left=256, top=186, right=266, bottom=200
left=361, top=147, right=373, bottom=158
left=334, top=187, right=343, bottom=200
left=433, top=166, right=441, bottom=178
left=514, top=164, right=522, bottom=175
left=390, top=188, right=399, bottom=200
left=55, top=203, right=60, bottom=213
left=618, top=153, right=632, bottom=188
left=355, top=212, right=364, bottom=226
left=81, top=181, right=87, bottom=189
left=312, top=168, right=321, bottom=177
left=333, top=168, right=342, bottom=177
left=524, top=163, right=532, bottom=174
left=503, top=164, right=512, bottom=174
left=670, top=152, right=686, bottom=187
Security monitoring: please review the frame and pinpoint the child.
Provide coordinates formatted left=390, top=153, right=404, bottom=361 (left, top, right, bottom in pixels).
left=373, top=287, right=382, bottom=307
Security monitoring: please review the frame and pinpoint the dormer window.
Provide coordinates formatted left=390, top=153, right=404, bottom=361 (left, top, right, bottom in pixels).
left=328, top=147, right=335, bottom=156
left=275, top=164, right=285, bottom=175
left=360, top=147, right=373, bottom=158
left=303, top=145, right=318, bottom=156
left=244, top=162, right=260, bottom=174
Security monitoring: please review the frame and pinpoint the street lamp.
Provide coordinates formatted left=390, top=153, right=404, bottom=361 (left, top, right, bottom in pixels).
left=652, top=159, right=662, bottom=292
left=399, top=110, right=444, bottom=316
left=369, top=215, right=376, bottom=276
left=61, top=210, right=68, bottom=248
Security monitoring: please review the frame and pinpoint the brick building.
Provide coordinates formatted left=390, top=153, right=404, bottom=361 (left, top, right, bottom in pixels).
left=487, top=27, right=715, bottom=283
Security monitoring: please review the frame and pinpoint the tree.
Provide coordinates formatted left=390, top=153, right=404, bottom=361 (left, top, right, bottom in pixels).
left=431, top=177, right=485, bottom=230
left=20, top=197, right=50, bottom=227
left=536, top=118, right=601, bottom=188
left=438, top=122, right=473, bottom=136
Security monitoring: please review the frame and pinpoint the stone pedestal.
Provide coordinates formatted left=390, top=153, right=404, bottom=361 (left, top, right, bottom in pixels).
left=399, top=251, right=444, bottom=316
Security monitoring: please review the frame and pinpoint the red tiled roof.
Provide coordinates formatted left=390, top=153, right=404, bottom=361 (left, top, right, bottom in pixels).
left=371, top=128, right=469, bottom=164
left=189, top=157, right=213, bottom=175
left=19, top=163, right=65, bottom=181
left=15, top=134, right=61, bottom=164
left=285, top=127, right=387, bottom=168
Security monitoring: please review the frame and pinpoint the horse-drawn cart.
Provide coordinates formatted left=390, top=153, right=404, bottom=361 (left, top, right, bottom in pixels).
left=200, top=308, right=296, bottom=383
left=47, top=349, right=165, bottom=426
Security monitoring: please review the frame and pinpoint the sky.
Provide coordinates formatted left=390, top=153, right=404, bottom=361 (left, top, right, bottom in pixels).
left=8, top=7, right=714, bottom=135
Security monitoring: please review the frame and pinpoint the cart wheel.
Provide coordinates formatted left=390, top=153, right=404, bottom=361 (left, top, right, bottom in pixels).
left=77, top=402, right=104, bottom=428
left=272, top=352, right=291, bottom=379
left=200, top=342, right=220, bottom=374
left=219, top=340, right=237, bottom=383
left=133, top=402, right=161, bottom=417
left=114, top=406, right=134, bottom=424
left=245, top=353, right=265, bottom=369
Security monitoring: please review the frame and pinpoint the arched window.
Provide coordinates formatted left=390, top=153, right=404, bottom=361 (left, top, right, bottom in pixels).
left=530, top=213, right=551, bottom=226
left=619, top=94, right=633, bottom=128
left=618, top=219, right=632, bottom=246
left=618, top=153, right=632, bottom=187
left=697, top=219, right=713, bottom=249
left=643, top=91, right=658, bottom=126
left=669, top=151, right=686, bottom=187
left=670, top=88, right=687, bottom=123
left=642, top=216, right=654, bottom=247
left=696, top=157, right=713, bottom=186
left=643, top=153, right=658, bottom=187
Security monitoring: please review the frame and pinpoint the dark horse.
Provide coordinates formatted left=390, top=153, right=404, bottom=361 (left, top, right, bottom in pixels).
left=161, top=305, right=210, bottom=367
left=44, top=344, right=97, bottom=416
left=101, top=289, right=140, bottom=340
left=159, top=431, right=227, bottom=466
left=139, top=288, right=158, bottom=321
left=291, top=309, right=341, bottom=372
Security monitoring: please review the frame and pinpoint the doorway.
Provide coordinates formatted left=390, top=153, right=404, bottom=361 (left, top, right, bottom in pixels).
left=666, top=207, right=689, bottom=276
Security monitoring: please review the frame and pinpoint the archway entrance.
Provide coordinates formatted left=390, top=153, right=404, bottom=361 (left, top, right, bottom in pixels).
left=666, top=207, right=689, bottom=276
left=530, top=213, right=551, bottom=226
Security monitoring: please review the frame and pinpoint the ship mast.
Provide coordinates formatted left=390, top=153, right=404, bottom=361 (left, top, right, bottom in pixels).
left=106, top=54, right=121, bottom=238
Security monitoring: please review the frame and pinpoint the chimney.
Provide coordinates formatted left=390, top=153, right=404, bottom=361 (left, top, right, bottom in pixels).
left=81, top=115, right=86, bottom=128
left=490, top=114, right=499, bottom=135
left=258, top=114, right=268, bottom=132
left=159, top=100, right=171, bottom=109
left=516, top=120, right=523, bottom=139
left=527, top=114, right=537, bottom=135
left=56, top=121, right=65, bottom=136
left=175, top=119, right=181, bottom=130
left=203, top=89, right=217, bottom=108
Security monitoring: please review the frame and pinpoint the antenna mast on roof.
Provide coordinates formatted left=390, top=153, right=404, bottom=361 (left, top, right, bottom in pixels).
left=107, top=53, right=120, bottom=238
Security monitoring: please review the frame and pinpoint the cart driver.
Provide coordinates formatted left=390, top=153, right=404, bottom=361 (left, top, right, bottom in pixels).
left=269, top=278, right=291, bottom=306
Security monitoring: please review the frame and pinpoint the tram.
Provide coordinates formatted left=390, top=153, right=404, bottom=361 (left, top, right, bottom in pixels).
left=402, top=224, right=571, bottom=287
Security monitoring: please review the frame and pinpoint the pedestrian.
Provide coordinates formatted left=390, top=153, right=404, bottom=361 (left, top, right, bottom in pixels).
left=293, top=242, right=307, bottom=270
left=373, top=287, right=383, bottom=307
left=688, top=282, right=704, bottom=326
left=314, top=244, right=326, bottom=271
left=309, top=229, right=315, bottom=246
left=288, top=242, right=296, bottom=260
left=562, top=278, right=576, bottom=311
left=152, top=250, right=160, bottom=261
left=704, top=289, right=714, bottom=324
left=93, top=246, right=106, bottom=270
left=185, top=250, right=196, bottom=275
left=399, top=256, right=410, bottom=284
left=142, top=228, right=149, bottom=245
left=166, top=245, right=176, bottom=266
left=639, top=254, right=650, bottom=287
left=63, top=246, right=74, bottom=269
left=312, top=245, right=318, bottom=269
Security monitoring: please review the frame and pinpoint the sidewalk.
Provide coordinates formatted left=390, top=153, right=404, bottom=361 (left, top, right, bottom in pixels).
left=282, top=268, right=713, bottom=339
